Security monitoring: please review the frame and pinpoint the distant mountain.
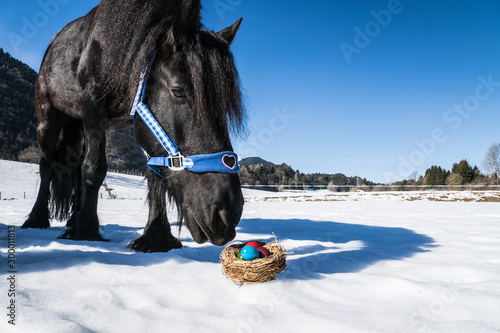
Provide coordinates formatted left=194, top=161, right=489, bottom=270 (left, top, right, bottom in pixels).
left=239, top=157, right=377, bottom=191
left=0, top=48, right=38, bottom=160
left=239, top=157, right=275, bottom=166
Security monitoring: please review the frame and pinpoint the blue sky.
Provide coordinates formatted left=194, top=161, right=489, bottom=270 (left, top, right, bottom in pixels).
left=1, top=1, right=499, bottom=183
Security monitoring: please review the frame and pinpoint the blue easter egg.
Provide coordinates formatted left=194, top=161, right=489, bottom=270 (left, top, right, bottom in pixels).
left=240, top=246, right=260, bottom=261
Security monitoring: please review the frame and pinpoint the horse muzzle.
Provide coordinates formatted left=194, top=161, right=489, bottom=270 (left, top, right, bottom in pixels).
left=183, top=174, right=243, bottom=246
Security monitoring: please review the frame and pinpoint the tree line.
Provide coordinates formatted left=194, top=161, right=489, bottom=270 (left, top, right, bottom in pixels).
left=394, top=143, right=500, bottom=188
left=0, top=48, right=38, bottom=161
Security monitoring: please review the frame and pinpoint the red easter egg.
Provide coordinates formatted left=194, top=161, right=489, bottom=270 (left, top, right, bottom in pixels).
left=245, top=241, right=261, bottom=249
left=257, top=247, right=271, bottom=258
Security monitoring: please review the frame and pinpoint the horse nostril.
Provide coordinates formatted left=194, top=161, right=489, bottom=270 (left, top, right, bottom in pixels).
left=218, top=208, right=237, bottom=228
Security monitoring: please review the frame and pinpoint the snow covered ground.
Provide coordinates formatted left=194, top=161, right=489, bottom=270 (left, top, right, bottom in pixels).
left=242, top=188, right=500, bottom=203
left=1, top=160, right=500, bottom=332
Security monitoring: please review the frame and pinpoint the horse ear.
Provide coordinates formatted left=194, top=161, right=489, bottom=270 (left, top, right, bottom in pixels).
left=217, top=18, right=243, bottom=45
left=178, top=0, right=201, bottom=33
left=167, top=0, right=201, bottom=44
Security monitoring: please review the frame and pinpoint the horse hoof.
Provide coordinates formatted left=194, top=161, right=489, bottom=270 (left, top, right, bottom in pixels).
left=128, top=235, right=182, bottom=253
left=21, top=217, right=50, bottom=229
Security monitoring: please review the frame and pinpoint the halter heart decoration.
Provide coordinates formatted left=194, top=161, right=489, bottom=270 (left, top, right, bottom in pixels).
left=222, top=154, right=237, bottom=169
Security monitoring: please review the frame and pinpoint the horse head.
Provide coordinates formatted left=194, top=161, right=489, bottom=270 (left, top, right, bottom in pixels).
left=134, top=0, right=245, bottom=246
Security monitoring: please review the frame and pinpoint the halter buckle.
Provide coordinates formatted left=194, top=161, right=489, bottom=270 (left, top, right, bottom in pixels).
left=167, top=155, right=185, bottom=171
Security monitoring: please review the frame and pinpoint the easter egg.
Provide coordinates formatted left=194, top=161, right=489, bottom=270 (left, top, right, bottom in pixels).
left=257, top=247, right=271, bottom=258
left=240, top=246, right=260, bottom=261
left=237, top=251, right=242, bottom=260
left=245, top=241, right=261, bottom=249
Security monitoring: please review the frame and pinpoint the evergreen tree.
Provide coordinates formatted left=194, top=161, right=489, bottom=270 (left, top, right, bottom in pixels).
left=425, top=165, right=450, bottom=185
left=452, top=160, right=475, bottom=185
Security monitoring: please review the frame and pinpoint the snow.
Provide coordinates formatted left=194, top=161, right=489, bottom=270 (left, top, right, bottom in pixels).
left=1, top=160, right=500, bottom=332
left=242, top=188, right=500, bottom=203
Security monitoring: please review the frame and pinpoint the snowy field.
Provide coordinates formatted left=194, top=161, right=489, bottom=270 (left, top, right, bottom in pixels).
left=1, top=160, right=500, bottom=332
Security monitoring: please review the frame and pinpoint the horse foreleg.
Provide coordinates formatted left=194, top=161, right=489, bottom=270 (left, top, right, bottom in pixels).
left=128, top=171, right=182, bottom=252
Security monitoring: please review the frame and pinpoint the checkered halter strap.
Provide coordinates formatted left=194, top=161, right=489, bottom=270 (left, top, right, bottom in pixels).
left=130, top=53, right=240, bottom=178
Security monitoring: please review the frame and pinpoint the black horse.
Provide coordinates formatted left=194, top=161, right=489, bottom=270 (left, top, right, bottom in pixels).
left=22, top=0, right=245, bottom=253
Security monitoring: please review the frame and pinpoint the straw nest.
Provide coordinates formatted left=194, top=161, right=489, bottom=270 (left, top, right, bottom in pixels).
left=220, top=241, right=287, bottom=285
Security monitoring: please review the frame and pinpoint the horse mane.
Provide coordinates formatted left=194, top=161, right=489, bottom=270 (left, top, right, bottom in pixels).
left=93, top=0, right=201, bottom=109
left=184, top=30, right=245, bottom=132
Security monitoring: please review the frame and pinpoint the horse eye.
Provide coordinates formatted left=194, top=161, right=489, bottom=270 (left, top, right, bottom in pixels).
left=171, top=88, right=186, bottom=98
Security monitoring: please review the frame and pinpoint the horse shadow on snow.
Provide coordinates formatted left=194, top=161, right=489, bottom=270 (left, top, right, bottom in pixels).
left=237, top=219, right=435, bottom=280
left=1, top=218, right=435, bottom=280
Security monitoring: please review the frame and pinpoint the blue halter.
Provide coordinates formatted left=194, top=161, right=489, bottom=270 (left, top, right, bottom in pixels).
left=130, top=54, right=240, bottom=178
